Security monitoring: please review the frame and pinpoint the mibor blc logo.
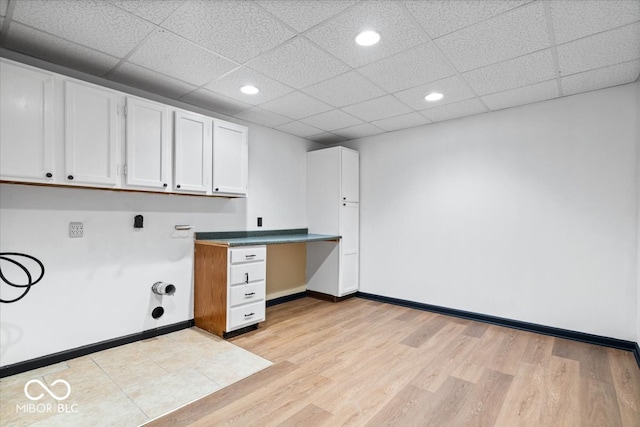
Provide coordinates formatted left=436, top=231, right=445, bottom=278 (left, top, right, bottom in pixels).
left=16, top=379, right=79, bottom=414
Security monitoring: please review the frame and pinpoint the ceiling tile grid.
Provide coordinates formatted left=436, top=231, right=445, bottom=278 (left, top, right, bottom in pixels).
left=434, top=1, right=550, bottom=72
left=10, top=0, right=156, bottom=57
left=1, top=0, right=638, bottom=143
left=161, top=0, right=296, bottom=64
left=127, top=29, right=239, bottom=86
left=481, top=79, right=559, bottom=111
left=301, top=71, right=386, bottom=107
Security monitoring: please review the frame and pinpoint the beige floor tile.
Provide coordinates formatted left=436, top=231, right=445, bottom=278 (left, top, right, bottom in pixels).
left=1, top=379, right=59, bottom=426
left=0, top=362, right=69, bottom=387
left=195, top=347, right=272, bottom=387
left=28, top=390, right=148, bottom=427
left=123, top=368, right=221, bottom=419
left=99, top=358, right=167, bottom=389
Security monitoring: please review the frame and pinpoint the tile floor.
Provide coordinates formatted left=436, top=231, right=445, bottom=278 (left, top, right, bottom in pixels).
left=0, top=327, right=272, bottom=426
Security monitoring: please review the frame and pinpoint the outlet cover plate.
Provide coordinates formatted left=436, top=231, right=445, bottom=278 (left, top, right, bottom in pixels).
left=69, top=222, right=83, bottom=238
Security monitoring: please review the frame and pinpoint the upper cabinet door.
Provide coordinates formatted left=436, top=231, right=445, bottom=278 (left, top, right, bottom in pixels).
left=213, top=120, right=248, bottom=196
left=125, top=97, right=170, bottom=191
left=65, top=81, right=119, bottom=186
left=341, top=148, right=359, bottom=203
left=174, top=110, right=212, bottom=194
left=0, top=61, right=54, bottom=183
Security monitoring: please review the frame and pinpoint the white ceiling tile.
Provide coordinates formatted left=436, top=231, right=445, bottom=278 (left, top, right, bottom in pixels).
left=482, top=80, right=559, bottom=111
left=341, top=95, right=413, bottom=122
left=204, top=67, right=294, bottom=106
left=128, top=30, right=238, bottom=86
left=394, top=76, right=476, bottom=110
left=306, top=0, right=429, bottom=68
left=308, top=132, right=348, bottom=144
left=161, top=0, right=295, bottom=63
left=4, top=22, right=120, bottom=76
left=404, top=0, right=532, bottom=38
left=108, top=0, right=184, bottom=25
left=462, top=49, right=556, bottom=96
left=234, top=106, right=291, bottom=127
left=550, top=0, right=640, bottom=44
left=421, top=98, right=487, bottom=122
left=257, top=0, right=357, bottom=32
left=557, top=22, right=640, bottom=76
left=0, top=0, right=8, bottom=17
left=247, top=37, right=350, bottom=89
left=561, top=60, right=640, bottom=96
left=109, top=62, right=198, bottom=99
left=301, top=71, right=386, bottom=107
left=333, top=123, right=385, bottom=140
left=371, top=112, right=431, bottom=132
left=275, top=121, right=324, bottom=138
left=258, top=91, right=333, bottom=120
left=357, top=42, right=455, bottom=92
left=300, top=109, right=363, bottom=131
left=435, top=1, right=549, bottom=72
left=11, top=0, right=155, bottom=57
left=181, top=89, right=252, bottom=116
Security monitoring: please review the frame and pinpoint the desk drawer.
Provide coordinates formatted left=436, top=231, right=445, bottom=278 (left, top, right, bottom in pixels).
left=230, top=262, right=265, bottom=285
left=230, top=246, right=266, bottom=264
left=228, top=301, right=265, bottom=330
left=229, top=282, right=265, bottom=307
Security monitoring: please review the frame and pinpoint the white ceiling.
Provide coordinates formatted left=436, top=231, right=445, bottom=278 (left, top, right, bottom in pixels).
left=1, top=0, right=638, bottom=143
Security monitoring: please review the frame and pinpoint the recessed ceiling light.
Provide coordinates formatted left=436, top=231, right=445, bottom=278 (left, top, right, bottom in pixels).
left=425, top=92, right=444, bottom=102
left=355, top=30, right=380, bottom=46
left=240, top=85, right=259, bottom=95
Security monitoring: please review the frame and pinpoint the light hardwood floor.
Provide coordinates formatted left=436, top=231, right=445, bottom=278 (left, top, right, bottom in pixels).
left=148, top=297, right=640, bottom=427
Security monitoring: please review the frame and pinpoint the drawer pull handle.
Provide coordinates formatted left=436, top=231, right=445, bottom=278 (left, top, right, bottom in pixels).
left=244, top=312, right=255, bottom=317
left=245, top=272, right=249, bottom=284
left=245, top=254, right=256, bottom=258
left=245, top=292, right=255, bottom=296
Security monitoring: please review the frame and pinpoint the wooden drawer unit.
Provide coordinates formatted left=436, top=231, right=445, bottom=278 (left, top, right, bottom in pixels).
left=194, top=243, right=266, bottom=337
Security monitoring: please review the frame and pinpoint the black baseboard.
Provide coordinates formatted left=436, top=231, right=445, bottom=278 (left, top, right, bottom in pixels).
left=357, top=292, right=640, bottom=369
left=306, top=289, right=356, bottom=303
left=266, top=291, right=307, bottom=307
left=0, top=320, right=194, bottom=378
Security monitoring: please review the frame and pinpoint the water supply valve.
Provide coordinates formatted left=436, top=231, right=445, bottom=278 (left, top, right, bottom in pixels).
left=151, top=281, right=175, bottom=296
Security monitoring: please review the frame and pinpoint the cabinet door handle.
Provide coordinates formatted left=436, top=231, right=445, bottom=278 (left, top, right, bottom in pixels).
left=343, top=203, right=346, bottom=206
left=46, top=172, right=53, bottom=178
left=343, top=197, right=346, bottom=200
left=176, top=184, right=181, bottom=189
left=245, top=272, right=249, bottom=283
left=245, top=254, right=256, bottom=259
left=215, top=188, right=219, bottom=191
left=244, top=312, right=255, bottom=317
left=245, top=292, right=255, bottom=296
left=163, top=183, right=167, bottom=188
left=67, top=175, right=74, bottom=180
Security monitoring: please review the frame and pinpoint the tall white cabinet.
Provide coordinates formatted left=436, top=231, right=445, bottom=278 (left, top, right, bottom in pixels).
left=307, top=146, right=359, bottom=297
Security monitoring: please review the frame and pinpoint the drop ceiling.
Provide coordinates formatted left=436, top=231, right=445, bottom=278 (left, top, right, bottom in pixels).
left=0, top=0, right=638, bottom=144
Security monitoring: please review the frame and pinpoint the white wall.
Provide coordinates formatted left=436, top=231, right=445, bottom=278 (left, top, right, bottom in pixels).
left=636, top=81, right=640, bottom=345
left=0, top=55, right=319, bottom=367
left=346, top=84, right=639, bottom=342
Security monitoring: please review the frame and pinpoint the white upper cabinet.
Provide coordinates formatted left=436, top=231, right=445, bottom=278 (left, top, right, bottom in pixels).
left=64, top=81, right=119, bottom=186
left=213, top=120, right=248, bottom=196
left=341, top=148, right=359, bottom=203
left=0, top=60, right=55, bottom=183
left=124, top=97, right=170, bottom=191
left=173, top=110, right=212, bottom=194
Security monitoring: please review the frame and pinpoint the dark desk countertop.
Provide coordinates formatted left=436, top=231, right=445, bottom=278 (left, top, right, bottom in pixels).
left=195, top=228, right=341, bottom=247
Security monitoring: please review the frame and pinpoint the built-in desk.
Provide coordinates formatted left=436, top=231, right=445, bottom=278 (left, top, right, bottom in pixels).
left=194, top=229, right=342, bottom=338
left=195, top=228, right=341, bottom=247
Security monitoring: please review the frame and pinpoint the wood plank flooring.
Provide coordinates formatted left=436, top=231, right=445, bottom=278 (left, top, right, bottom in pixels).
left=147, top=297, right=640, bottom=427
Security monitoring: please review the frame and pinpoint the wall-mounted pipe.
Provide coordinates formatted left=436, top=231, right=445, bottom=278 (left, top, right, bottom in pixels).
left=151, top=282, right=175, bottom=296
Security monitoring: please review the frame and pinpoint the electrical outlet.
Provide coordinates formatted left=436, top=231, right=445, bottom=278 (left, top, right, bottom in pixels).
left=69, top=222, right=83, bottom=238
left=257, top=217, right=262, bottom=227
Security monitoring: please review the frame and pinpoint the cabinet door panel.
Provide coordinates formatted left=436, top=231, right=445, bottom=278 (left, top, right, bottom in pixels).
left=341, top=148, right=359, bottom=202
left=125, top=97, right=170, bottom=190
left=0, top=61, right=54, bottom=182
left=340, top=252, right=359, bottom=295
left=340, top=202, right=359, bottom=253
left=65, top=81, right=118, bottom=186
left=174, top=110, right=211, bottom=193
left=213, top=120, right=248, bottom=196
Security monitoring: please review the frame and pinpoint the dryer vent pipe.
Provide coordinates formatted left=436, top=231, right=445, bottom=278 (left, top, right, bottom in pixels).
left=152, top=282, right=176, bottom=296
